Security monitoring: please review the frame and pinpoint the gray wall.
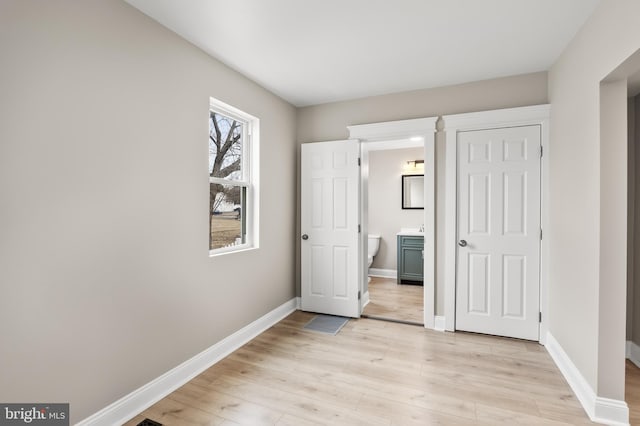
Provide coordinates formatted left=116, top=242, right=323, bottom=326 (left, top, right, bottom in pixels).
left=548, top=0, right=640, bottom=400
left=298, top=72, right=548, bottom=313
left=628, top=97, right=636, bottom=342
left=297, top=72, right=548, bottom=143
left=634, top=96, right=640, bottom=346
left=368, top=148, right=424, bottom=270
left=598, top=78, right=628, bottom=400
left=0, top=0, right=297, bottom=423
left=628, top=95, right=640, bottom=346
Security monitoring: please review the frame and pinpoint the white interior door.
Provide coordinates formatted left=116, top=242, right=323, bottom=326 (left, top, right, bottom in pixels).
left=456, top=125, right=541, bottom=340
left=301, top=140, right=360, bottom=318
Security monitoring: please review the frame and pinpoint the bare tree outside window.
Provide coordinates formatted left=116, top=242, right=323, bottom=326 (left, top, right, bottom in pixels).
left=209, top=111, right=246, bottom=250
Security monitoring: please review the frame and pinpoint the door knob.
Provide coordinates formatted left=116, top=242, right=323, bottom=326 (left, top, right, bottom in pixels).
left=302, top=234, right=309, bottom=240
left=458, top=239, right=467, bottom=247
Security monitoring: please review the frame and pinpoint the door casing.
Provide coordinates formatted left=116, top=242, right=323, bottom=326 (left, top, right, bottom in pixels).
left=348, top=117, right=438, bottom=327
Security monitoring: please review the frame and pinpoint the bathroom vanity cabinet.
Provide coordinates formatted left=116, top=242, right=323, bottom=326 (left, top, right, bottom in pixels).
left=397, top=235, right=424, bottom=285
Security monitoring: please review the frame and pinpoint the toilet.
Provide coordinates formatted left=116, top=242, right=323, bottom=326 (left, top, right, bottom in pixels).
left=367, top=234, right=381, bottom=268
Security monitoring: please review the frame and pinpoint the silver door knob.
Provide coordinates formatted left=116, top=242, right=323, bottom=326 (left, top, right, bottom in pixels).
left=458, top=239, right=467, bottom=247
left=302, top=234, right=309, bottom=240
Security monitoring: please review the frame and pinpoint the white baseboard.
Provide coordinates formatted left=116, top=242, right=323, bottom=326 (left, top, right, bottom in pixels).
left=362, top=291, right=370, bottom=308
left=77, top=298, right=299, bottom=426
left=433, top=316, right=446, bottom=332
left=594, top=397, right=630, bottom=426
left=546, top=332, right=629, bottom=425
left=368, top=268, right=396, bottom=278
left=626, top=340, right=640, bottom=368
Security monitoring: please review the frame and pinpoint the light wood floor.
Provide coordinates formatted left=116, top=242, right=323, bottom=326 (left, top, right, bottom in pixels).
left=125, top=311, right=593, bottom=425
left=627, top=360, right=640, bottom=425
left=362, top=277, right=423, bottom=324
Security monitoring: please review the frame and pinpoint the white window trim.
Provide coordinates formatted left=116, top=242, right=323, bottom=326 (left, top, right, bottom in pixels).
left=209, top=97, right=260, bottom=256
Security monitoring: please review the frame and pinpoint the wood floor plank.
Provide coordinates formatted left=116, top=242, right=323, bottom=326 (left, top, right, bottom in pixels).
left=122, top=415, right=147, bottom=426
left=275, top=413, right=324, bottom=426
left=357, top=393, right=476, bottom=425
left=140, top=395, right=231, bottom=425
left=627, top=360, right=640, bottom=426
left=363, top=277, right=423, bottom=323
left=129, top=311, right=594, bottom=425
left=534, top=399, right=595, bottom=425
left=165, top=381, right=281, bottom=425
left=475, top=404, right=576, bottom=426
left=209, top=358, right=363, bottom=408
left=208, top=375, right=389, bottom=426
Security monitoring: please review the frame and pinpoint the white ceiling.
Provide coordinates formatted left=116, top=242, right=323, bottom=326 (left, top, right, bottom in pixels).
left=124, top=0, right=600, bottom=107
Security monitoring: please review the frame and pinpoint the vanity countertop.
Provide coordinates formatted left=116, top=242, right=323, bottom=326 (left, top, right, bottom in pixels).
left=396, top=228, right=424, bottom=236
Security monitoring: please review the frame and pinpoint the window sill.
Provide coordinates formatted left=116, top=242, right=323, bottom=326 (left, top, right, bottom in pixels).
left=209, top=245, right=257, bottom=258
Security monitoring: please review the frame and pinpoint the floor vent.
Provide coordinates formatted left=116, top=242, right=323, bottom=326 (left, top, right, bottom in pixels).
left=136, top=419, right=162, bottom=426
left=303, top=314, right=349, bottom=335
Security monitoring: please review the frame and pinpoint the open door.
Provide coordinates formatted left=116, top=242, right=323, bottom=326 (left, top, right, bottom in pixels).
left=301, top=140, right=360, bottom=318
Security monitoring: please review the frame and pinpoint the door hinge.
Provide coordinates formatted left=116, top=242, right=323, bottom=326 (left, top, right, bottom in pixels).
left=358, top=224, right=361, bottom=233
left=539, top=312, right=542, bottom=323
left=540, top=228, right=542, bottom=240
left=358, top=290, right=361, bottom=300
left=540, top=146, right=543, bottom=158
left=358, top=157, right=361, bottom=166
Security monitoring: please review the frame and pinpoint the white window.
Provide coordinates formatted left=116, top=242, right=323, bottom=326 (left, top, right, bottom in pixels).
left=208, top=98, right=259, bottom=255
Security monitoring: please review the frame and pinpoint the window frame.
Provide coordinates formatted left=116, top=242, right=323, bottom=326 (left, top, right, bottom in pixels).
left=208, top=97, right=259, bottom=256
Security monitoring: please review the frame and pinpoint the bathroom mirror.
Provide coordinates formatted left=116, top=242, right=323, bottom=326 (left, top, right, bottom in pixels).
left=402, top=174, right=424, bottom=209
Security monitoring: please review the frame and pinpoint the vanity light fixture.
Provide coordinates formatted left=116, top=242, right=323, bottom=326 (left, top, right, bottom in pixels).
left=410, top=136, right=424, bottom=142
left=406, top=159, right=424, bottom=168
left=403, top=159, right=424, bottom=173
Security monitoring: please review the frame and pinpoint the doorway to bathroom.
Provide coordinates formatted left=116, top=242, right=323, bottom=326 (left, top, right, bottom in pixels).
left=299, top=118, right=436, bottom=326
left=348, top=117, right=437, bottom=327
left=361, top=144, right=425, bottom=324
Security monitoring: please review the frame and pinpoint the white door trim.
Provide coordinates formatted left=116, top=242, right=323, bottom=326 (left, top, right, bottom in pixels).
left=348, top=117, right=438, bottom=328
left=442, top=105, right=550, bottom=342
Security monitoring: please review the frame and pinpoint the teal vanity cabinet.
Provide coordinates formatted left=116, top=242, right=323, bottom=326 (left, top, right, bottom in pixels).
left=397, top=235, right=424, bottom=284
